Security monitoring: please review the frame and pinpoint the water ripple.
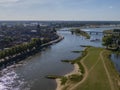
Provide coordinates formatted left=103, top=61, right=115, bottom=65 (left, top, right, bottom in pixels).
left=0, top=65, right=29, bottom=90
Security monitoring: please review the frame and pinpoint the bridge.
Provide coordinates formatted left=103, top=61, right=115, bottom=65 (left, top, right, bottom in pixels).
left=86, top=31, right=103, bottom=35
left=60, top=29, right=103, bottom=35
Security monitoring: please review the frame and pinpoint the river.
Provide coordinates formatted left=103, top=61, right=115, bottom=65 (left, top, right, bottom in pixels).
left=0, top=27, right=119, bottom=90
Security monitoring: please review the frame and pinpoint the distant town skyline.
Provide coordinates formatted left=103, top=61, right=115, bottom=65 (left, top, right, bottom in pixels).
left=0, top=0, right=120, bottom=21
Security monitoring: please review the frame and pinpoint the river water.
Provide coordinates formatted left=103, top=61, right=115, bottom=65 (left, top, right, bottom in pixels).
left=111, top=54, right=120, bottom=72
left=0, top=27, right=119, bottom=90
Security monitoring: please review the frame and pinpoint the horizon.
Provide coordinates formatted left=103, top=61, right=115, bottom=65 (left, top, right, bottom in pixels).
left=0, top=0, right=120, bottom=21
left=0, top=20, right=120, bottom=22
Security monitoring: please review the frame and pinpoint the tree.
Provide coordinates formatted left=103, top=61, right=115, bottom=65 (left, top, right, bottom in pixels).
left=102, top=35, right=113, bottom=48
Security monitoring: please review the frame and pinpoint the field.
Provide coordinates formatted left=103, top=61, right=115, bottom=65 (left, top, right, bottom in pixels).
left=73, top=47, right=120, bottom=90
left=58, top=47, right=120, bottom=90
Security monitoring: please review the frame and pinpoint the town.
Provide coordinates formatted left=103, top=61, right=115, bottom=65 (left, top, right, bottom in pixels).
left=0, top=22, right=58, bottom=50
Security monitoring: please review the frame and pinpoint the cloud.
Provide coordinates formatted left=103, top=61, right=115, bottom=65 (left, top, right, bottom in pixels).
left=0, top=0, right=64, bottom=8
left=0, top=0, right=93, bottom=8
left=0, top=0, right=24, bottom=7
left=0, top=0, right=20, bottom=3
left=0, top=0, right=51, bottom=7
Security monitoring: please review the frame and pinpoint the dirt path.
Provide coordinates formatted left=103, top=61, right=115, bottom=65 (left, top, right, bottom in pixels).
left=70, top=54, right=101, bottom=90
left=70, top=50, right=114, bottom=90
left=100, top=50, right=114, bottom=90
left=69, top=54, right=89, bottom=90
left=88, top=57, right=100, bottom=73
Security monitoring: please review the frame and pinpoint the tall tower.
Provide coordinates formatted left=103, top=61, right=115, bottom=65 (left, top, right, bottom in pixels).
left=37, top=23, right=41, bottom=34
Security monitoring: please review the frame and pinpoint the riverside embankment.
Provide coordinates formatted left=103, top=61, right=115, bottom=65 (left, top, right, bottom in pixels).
left=56, top=47, right=120, bottom=90
left=0, top=34, right=64, bottom=69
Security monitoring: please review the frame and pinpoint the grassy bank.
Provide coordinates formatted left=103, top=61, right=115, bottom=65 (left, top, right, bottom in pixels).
left=56, top=47, right=89, bottom=90
left=57, top=47, right=120, bottom=90
left=102, top=50, right=120, bottom=90
left=44, top=47, right=88, bottom=90
left=74, top=47, right=120, bottom=90
left=71, top=50, right=83, bottom=53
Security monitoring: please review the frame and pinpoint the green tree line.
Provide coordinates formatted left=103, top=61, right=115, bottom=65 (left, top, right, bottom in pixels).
left=0, top=38, right=50, bottom=60
left=102, top=35, right=120, bottom=50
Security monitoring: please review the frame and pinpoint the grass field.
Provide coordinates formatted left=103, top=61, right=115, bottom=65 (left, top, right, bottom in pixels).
left=83, top=47, right=102, bottom=70
left=56, top=47, right=120, bottom=90
left=73, top=47, right=120, bottom=90
left=102, top=50, right=120, bottom=90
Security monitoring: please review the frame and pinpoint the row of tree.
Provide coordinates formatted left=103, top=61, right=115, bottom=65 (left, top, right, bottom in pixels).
left=0, top=38, right=50, bottom=60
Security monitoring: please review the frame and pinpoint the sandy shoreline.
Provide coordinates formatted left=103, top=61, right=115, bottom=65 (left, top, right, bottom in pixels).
left=55, top=47, right=88, bottom=90
left=56, top=63, right=80, bottom=90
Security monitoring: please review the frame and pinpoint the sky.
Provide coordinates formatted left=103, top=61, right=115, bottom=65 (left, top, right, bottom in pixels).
left=0, top=0, right=120, bottom=21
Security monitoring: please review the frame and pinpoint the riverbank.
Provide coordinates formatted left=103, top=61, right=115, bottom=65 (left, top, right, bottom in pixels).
left=56, top=64, right=79, bottom=90
left=56, top=47, right=88, bottom=90
left=56, top=47, right=120, bottom=90
left=0, top=34, right=64, bottom=69
left=41, top=34, right=64, bottom=47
